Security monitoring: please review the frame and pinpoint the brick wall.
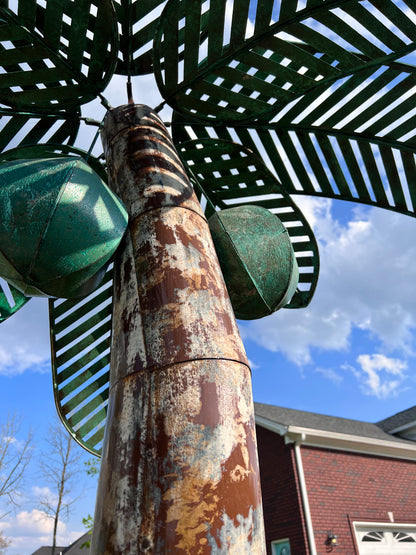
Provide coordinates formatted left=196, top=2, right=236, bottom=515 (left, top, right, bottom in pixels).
left=301, top=446, right=416, bottom=554
left=256, top=426, right=309, bottom=555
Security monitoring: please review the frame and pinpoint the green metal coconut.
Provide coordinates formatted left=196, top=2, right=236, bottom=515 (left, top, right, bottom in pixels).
left=0, top=157, right=128, bottom=299
left=209, top=205, right=299, bottom=320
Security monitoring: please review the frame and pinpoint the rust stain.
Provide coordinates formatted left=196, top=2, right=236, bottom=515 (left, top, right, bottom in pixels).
left=159, top=424, right=262, bottom=554
left=149, top=363, right=263, bottom=553
left=192, top=381, right=220, bottom=428
left=125, top=209, right=248, bottom=370
left=90, top=106, right=265, bottom=554
left=127, top=148, right=189, bottom=181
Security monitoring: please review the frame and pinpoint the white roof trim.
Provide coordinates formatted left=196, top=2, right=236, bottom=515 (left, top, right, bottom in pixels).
left=255, top=416, right=416, bottom=461
left=255, top=415, right=288, bottom=436
left=354, top=521, right=416, bottom=529
left=388, top=419, right=416, bottom=435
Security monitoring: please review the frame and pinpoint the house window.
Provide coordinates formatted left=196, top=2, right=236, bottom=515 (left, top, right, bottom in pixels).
left=362, top=531, right=385, bottom=542
left=271, top=538, right=290, bottom=555
left=394, top=532, right=416, bottom=543
left=354, top=522, right=416, bottom=553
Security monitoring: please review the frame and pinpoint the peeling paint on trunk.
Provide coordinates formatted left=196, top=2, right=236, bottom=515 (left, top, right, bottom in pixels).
left=90, top=105, right=265, bottom=554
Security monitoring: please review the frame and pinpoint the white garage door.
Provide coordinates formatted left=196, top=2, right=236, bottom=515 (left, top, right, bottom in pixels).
left=355, top=523, right=416, bottom=554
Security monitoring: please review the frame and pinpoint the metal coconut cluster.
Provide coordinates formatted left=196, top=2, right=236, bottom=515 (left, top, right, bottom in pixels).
left=0, top=0, right=415, bottom=455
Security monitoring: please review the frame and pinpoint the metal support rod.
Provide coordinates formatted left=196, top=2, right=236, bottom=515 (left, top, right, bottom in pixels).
left=90, top=105, right=265, bottom=554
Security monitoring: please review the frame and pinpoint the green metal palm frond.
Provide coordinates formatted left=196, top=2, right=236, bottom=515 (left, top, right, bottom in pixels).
left=171, top=61, right=416, bottom=217
left=112, top=0, right=210, bottom=77
left=0, top=0, right=118, bottom=112
left=178, top=138, right=319, bottom=309
left=113, top=0, right=168, bottom=75
left=153, top=0, right=416, bottom=123
left=49, top=265, right=113, bottom=457
left=0, top=108, right=80, bottom=152
left=166, top=0, right=416, bottom=218
left=246, top=55, right=416, bottom=215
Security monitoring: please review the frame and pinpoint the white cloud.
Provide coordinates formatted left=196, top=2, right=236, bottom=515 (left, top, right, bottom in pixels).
left=32, top=486, right=58, bottom=507
left=344, top=354, right=408, bottom=399
left=2, top=509, right=82, bottom=552
left=0, top=298, right=50, bottom=376
left=315, top=367, right=344, bottom=385
left=248, top=359, right=260, bottom=370
left=240, top=198, right=416, bottom=364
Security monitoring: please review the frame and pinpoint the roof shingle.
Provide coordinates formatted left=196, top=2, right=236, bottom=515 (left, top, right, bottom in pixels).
left=254, top=402, right=415, bottom=445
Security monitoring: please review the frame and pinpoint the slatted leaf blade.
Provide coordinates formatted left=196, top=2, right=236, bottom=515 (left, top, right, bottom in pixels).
left=0, top=108, right=80, bottom=154
left=0, top=278, right=30, bottom=322
left=247, top=129, right=416, bottom=217
left=259, top=56, right=416, bottom=215
left=172, top=58, right=416, bottom=220
left=50, top=265, right=113, bottom=456
left=113, top=0, right=167, bottom=75
left=178, top=138, right=319, bottom=308
left=112, top=0, right=210, bottom=75
left=0, top=0, right=118, bottom=112
left=154, top=0, right=416, bottom=122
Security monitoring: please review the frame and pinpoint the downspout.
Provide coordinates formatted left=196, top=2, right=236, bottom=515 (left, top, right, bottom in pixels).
left=294, top=439, right=317, bottom=555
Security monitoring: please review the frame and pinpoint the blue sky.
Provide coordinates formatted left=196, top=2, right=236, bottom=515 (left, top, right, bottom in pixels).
left=247, top=198, right=416, bottom=421
left=1, top=50, right=416, bottom=555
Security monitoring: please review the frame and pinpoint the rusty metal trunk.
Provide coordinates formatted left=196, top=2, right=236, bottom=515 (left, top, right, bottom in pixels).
left=90, top=105, right=265, bottom=554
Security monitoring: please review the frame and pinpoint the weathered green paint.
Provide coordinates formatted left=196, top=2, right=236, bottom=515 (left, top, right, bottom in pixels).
left=155, top=0, right=416, bottom=123
left=177, top=138, right=316, bottom=310
left=0, top=1, right=416, bottom=553
left=0, top=280, right=30, bottom=322
left=0, top=157, right=127, bottom=298
left=209, top=205, right=298, bottom=320
left=49, top=265, right=113, bottom=456
left=0, top=144, right=107, bottom=182
left=0, top=1, right=118, bottom=111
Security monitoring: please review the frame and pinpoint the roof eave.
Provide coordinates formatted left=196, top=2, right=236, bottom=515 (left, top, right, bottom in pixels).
left=388, top=419, right=416, bottom=435
left=255, top=417, right=416, bottom=461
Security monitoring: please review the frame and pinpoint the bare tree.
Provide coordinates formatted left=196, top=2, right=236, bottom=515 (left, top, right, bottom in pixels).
left=0, top=413, right=33, bottom=517
left=0, top=531, right=10, bottom=554
left=38, top=421, right=83, bottom=555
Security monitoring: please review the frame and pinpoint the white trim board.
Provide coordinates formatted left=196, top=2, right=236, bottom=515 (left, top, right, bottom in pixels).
left=255, top=416, right=416, bottom=461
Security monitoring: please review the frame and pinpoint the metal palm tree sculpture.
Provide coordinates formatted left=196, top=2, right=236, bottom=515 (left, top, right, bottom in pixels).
left=0, top=0, right=415, bottom=552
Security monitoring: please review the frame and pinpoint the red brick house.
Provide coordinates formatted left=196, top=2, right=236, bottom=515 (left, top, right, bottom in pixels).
left=255, top=403, right=416, bottom=555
